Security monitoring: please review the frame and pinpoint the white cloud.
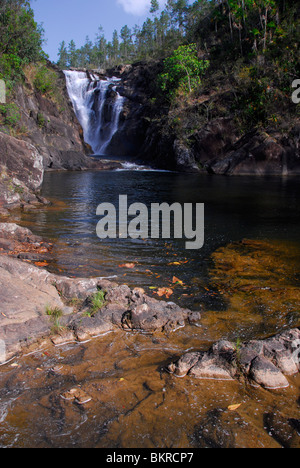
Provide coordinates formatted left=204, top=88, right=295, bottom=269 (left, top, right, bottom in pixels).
left=117, top=0, right=166, bottom=16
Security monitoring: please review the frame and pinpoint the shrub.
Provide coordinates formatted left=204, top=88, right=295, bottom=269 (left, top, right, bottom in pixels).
left=34, top=65, right=57, bottom=96
left=0, top=54, right=23, bottom=81
left=0, top=103, right=21, bottom=127
left=159, top=44, right=210, bottom=100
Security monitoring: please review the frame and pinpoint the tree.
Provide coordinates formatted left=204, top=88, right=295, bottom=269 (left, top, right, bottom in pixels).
left=57, top=41, right=68, bottom=69
left=140, top=19, right=155, bottom=57
left=95, top=26, right=107, bottom=68
left=166, top=0, right=189, bottom=34
left=159, top=43, right=210, bottom=98
left=150, top=0, right=160, bottom=15
left=120, top=25, right=132, bottom=60
left=68, top=40, right=78, bottom=68
left=112, top=29, right=120, bottom=62
left=0, top=0, right=45, bottom=80
left=0, top=0, right=44, bottom=61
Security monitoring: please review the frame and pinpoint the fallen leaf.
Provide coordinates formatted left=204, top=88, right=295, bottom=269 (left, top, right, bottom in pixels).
left=168, top=260, right=189, bottom=266
left=34, top=262, right=49, bottom=267
left=119, top=263, right=135, bottom=269
left=228, top=403, right=242, bottom=411
left=60, top=388, right=92, bottom=405
left=156, top=287, right=173, bottom=299
left=172, top=276, right=184, bottom=285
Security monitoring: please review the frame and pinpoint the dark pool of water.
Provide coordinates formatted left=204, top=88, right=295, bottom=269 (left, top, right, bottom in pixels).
left=16, top=168, right=300, bottom=284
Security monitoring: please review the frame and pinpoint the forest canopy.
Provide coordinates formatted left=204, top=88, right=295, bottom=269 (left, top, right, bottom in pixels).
left=56, top=0, right=299, bottom=71
left=0, top=0, right=298, bottom=132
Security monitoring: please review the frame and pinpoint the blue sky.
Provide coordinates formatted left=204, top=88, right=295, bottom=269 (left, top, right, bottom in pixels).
left=32, top=0, right=167, bottom=62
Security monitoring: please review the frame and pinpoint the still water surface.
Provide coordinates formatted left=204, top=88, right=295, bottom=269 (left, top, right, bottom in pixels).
left=17, top=169, right=300, bottom=285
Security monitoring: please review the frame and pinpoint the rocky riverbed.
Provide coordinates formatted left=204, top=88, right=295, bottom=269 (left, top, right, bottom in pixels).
left=0, top=222, right=299, bottom=390
left=0, top=222, right=202, bottom=361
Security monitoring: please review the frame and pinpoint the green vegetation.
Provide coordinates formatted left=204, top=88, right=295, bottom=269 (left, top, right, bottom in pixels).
left=0, top=1, right=49, bottom=133
left=0, top=0, right=298, bottom=149
left=0, top=102, right=20, bottom=126
left=45, top=305, right=64, bottom=334
left=0, top=2, right=68, bottom=135
left=33, top=65, right=57, bottom=96
left=57, top=0, right=194, bottom=68
left=56, top=0, right=299, bottom=134
left=159, top=43, right=210, bottom=99
left=84, top=289, right=107, bottom=318
left=0, top=0, right=45, bottom=83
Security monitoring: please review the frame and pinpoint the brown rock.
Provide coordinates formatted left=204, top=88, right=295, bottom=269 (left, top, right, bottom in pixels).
left=249, top=356, right=289, bottom=389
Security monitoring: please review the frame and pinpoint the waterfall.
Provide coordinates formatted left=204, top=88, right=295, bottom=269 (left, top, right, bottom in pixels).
left=64, top=70, right=125, bottom=155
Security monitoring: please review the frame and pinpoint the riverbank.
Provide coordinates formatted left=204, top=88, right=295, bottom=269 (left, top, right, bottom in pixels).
left=0, top=222, right=202, bottom=361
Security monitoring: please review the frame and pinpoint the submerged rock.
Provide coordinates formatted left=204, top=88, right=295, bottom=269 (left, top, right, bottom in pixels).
left=60, top=388, right=92, bottom=405
left=193, top=408, right=281, bottom=448
left=264, top=412, right=300, bottom=449
left=167, top=328, right=300, bottom=390
left=122, top=288, right=201, bottom=333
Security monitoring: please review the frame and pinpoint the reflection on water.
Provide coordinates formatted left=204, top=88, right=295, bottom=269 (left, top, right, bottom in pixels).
left=15, top=171, right=300, bottom=309
left=5, top=169, right=300, bottom=448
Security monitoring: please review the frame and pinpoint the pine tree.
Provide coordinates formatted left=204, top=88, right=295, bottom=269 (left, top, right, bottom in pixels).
left=57, top=40, right=68, bottom=68
left=120, top=25, right=132, bottom=60
left=68, top=40, right=78, bottom=68
left=112, top=30, right=120, bottom=62
left=150, top=0, right=160, bottom=15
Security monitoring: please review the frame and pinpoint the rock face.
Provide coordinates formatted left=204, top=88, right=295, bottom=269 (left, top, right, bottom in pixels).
left=103, top=61, right=300, bottom=175
left=199, top=125, right=300, bottom=176
left=103, top=61, right=165, bottom=159
left=0, top=132, right=44, bottom=210
left=141, top=117, right=300, bottom=175
left=0, top=64, right=97, bottom=212
left=13, top=64, right=90, bottom=171
left=167, top=330, right=300, bottom=389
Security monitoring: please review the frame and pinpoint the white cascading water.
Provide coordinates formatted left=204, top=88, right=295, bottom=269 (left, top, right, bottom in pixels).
left=64, top=70, right=125, bottom=155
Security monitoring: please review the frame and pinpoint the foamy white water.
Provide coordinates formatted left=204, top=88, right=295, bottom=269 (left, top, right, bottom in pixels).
left=64, top=70, right=124, bottom=155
